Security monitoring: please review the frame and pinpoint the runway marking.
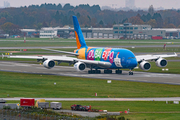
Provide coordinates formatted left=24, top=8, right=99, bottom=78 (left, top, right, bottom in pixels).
left=165, top=82, right=180, bottom=85
left=0, top=64, right=15, bottom=67
left=36, top=67, right=46, bottom=69
left=13, top=63, right=31, bottom=67
left=1, top=61, right=180, bottom=85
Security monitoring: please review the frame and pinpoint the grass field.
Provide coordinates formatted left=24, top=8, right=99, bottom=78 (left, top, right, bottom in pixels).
left=0, top=38, right=180, bottom=47
left=1, top=71, right=180, bottom=98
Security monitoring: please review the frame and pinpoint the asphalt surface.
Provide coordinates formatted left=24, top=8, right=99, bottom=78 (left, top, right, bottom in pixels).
left=0, top=61, right=180, bottom=85
left=54, top=110, right=101, bottom=117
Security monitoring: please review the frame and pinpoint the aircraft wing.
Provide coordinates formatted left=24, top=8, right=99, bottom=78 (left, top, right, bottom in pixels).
left=135, top=52, right=177, bottom=62
left=42, top=48, right=79, bottom=56
left=7, top=55, right=112, bottom=68
left=8, top=55, right=75, bottom=62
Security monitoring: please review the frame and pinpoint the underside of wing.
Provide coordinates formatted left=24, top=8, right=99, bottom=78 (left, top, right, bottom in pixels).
left=7, top=55, right=111, bottom=68
left=8, top=55, right=44, bottom=59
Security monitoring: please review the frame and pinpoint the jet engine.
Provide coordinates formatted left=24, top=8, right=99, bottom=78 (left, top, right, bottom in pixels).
left=74, top=62, right=86, bottom=71
left=156, top=58, right=167, bottom=67
left=43, top=60, right=55, bottom=69
left=139, top=61, right=151, bottom=71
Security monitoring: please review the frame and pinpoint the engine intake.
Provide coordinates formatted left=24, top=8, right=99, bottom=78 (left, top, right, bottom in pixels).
left=74, top=62, right=86, bottom=71
left=43, top=60, right=55, bottom=69
left=139, top=61, right=151, bottom=71
left=156, top=58, right=167, bottom=67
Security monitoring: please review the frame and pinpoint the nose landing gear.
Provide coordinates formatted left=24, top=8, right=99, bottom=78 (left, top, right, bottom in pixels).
left=129, top=69, right=133, bottom=75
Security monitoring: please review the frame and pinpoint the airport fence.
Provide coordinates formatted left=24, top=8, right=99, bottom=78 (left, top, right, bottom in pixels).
left=0, top=109, right=96, bottom=120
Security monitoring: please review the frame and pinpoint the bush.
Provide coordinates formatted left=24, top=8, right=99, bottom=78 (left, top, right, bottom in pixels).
left=118, top=116, right=125, bottom=120
left=3, top=106, right=11, bottom=110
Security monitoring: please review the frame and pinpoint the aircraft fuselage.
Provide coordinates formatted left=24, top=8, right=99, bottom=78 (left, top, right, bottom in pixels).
left=74, top=47, right=138, bottom=69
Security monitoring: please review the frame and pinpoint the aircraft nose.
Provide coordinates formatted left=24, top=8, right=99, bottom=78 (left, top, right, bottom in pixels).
left=131, top=59, right=138, bottom=68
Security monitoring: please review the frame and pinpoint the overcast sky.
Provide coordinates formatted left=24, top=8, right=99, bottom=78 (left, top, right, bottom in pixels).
left=1, top=0, right=180, bottom=9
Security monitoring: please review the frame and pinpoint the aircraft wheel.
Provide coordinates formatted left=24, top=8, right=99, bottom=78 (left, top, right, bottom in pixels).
left=88, top=70, right=92, bottom=74
left=129, top=71, right=133, bottom=75
left=95, top=70, right=100, bottom=74
left=92, top=70, right=96, bottom=74
left=104, top=70, right=112, bottom=74
left=116, top=70, right=122, bottom=74
left=109, top=70, right=112, bottom=74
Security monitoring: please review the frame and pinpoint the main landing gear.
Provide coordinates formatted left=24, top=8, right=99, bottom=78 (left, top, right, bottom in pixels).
left=88, top=69, right=123, bottom=74
left=104, top=69, right=122, bottom=74
left=104, top=69, right=112, bottom=74
left=87, top=69, right=133, bottom=75
left=115, top=69, right=122, bottom=74
left=88, top=69, right=101, bottom=74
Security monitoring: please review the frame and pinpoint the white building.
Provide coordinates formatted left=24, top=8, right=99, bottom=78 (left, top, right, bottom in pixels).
left=39, top=27, right=113, bottom=39
left=40, top=28, right=58, bottom=38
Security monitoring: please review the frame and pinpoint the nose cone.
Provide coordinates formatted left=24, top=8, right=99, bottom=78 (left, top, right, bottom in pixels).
left=131, top=59, right=138, bottom=68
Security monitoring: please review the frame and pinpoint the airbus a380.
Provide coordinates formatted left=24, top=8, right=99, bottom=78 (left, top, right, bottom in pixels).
left=7, top=16, right=177, bottom=75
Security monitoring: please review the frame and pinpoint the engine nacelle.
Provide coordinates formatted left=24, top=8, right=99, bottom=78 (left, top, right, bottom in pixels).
left=139, top=61, right=151, bottom=71
left=43, top=60, right=55, bottom=69
left=74, top=62, right=86, bottom=71
left=156, top=58, right=167, bottom=67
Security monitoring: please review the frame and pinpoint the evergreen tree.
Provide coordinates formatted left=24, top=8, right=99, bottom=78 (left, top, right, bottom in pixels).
left=148, top=5, right=155, bottom=16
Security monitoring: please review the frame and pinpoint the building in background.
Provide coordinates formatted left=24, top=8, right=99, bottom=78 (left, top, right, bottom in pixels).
left=113, top=23, right=166, bottom=39
left=4, top=1, right=10, bottom=8
left=39, top=27, right=113, bottom=39
left=152, top=28, right=180, bottom=39
left=20, top=24, right=180, bottom=39
left=21, top=29, right=39, bottom=38
left=40, top=28, right=57, bottom=39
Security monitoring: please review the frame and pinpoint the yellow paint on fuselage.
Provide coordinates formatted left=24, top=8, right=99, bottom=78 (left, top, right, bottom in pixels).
left=74, top=47, right=95, bottom=60
left=86, top=47, right=94, bottom=53
left=77, top=48, right=86, bottom=59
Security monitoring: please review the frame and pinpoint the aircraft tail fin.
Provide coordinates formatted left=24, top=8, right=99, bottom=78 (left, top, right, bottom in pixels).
left=73, top=16, right=87, bottom=49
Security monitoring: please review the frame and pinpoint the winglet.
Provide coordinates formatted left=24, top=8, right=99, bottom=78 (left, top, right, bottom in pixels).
left=174, top=52, right=177, bottom=56
left=2, top=54, right=4, bottom=59
left=73, top=16, right=87, bottom=49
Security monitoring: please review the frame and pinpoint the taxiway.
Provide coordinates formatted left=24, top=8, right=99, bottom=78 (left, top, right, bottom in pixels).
left=0, top=61, right=179, bottom=85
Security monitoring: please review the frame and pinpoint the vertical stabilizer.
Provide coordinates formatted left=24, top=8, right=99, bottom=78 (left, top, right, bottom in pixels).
left=73, top=16, right=87, bottom=49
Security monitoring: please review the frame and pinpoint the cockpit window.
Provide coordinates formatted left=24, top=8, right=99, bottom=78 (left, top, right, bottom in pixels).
left=128, top=57, right=136, bottom=59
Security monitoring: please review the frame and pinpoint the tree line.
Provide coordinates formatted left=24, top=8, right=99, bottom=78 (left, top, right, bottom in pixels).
left=0, top=3, right=180, bottom=35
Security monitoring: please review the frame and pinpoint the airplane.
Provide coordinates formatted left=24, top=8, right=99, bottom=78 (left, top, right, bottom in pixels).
left=6, top=16, right=177, bottom=75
